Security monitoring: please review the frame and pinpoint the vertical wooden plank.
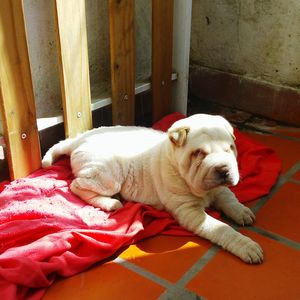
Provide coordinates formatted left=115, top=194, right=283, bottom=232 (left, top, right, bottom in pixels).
left=0, top=0, right=41, bottom=179
left=172, top=0, right=192, bottom=115
left=54, top=0, right=92, bottom=137
left=152, top=0, right=174, bottom=123
left=109, top=0, right=135, bottom=125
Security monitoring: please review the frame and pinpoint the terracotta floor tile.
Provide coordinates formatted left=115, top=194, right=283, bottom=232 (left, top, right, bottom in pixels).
left=255, top=183, right=300, bottom=243
left=245, top=118, right=300, bottom=139
left=244, top=131, right=300, bottom=173
left=186, top=230, right=300, bottom=300
left=293, top=171, right=300, bottom=181
left=43, top=261, right=164, bottom=300
left=274, top=127, right=300, bottom=140
left=243, top=199, right=260, bottom=209
left=119, top=235, right=212, bottom=283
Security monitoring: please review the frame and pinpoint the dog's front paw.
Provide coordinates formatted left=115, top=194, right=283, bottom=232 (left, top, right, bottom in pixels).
left=232, top=205, right=255, bottom=226
left=237, top=237, right=264, bottom=264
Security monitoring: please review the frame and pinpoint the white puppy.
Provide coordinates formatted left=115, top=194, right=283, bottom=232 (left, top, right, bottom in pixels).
left=42, top=114, right=263, bottom=264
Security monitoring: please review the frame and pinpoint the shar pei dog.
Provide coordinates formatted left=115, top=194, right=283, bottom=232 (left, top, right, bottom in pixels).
left=42, top=114, right=263, bottom=264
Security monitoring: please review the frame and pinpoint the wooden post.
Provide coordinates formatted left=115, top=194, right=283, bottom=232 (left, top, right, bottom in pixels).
left=0, top=0, right=41, bottom=179
left=109, top=0, right=135, bottom=125
left=152, top=0, right=174, bottom=123
left=54, top=0, right=92, bottom=137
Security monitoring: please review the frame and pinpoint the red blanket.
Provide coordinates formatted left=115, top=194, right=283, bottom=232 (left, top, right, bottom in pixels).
left=0, top=113, right=281, bottom=299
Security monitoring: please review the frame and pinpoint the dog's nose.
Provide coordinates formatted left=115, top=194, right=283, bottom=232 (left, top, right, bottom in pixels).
left=215, top=165, right=230, bottom=182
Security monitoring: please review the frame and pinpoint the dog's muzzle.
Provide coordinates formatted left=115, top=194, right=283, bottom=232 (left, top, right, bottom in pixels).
left=214, top=165, right=236, bottom=185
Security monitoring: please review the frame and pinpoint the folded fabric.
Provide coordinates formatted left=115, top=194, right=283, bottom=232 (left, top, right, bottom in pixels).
left=0, top=113, right=281, bottom=299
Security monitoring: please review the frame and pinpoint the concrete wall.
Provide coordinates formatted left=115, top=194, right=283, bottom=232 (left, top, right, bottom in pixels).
left=191, top=0, right=300, bottom=88
left=190, top=0, right=300, bottom=125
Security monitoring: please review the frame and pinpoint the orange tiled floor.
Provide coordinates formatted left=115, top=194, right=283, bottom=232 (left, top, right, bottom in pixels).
left=294, top=171, right=300, bottom=181
left=43, top=110, right=300, bottom=300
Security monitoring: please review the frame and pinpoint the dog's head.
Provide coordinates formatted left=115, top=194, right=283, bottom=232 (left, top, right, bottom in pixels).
left=168, top=114, right=239, bottom=196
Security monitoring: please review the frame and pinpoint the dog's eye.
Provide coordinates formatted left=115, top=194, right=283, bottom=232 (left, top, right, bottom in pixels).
left=226, top=145, right=235, bottom=152
left=192, top=149, right=207, bottom=158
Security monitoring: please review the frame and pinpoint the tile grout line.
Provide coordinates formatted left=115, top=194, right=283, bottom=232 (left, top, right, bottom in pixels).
left=113, top=257, right=174, bottom=290
left=158, top=289, right=205, bottom=300
left=175, top=246, right=220, bottom=287
left=251, top=160, right=300, bottom=214
left=245, top=160, right=300, bottom=252
left=289, top=178, right=300, bottom=185
left=251, top=177, right=284, bottom=215
left=238, top=123, right=300, bottom=143
left=279, top=161, right=300, bottom=181
left=157, top=246, right=219, bottom=300
left=246, top=226, right=300, bottom=251
left=114, top=257, right=206, bottom=299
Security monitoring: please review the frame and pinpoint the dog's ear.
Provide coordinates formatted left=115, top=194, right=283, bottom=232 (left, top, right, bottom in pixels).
left=168, top=126, right=190, bottom=147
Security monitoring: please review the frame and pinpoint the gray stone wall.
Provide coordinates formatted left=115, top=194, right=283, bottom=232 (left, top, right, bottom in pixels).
left=191, top=0, right=300, bottom=88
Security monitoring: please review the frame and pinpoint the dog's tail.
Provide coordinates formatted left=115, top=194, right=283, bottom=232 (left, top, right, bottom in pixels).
left=42, top=137, right=76, bottom=168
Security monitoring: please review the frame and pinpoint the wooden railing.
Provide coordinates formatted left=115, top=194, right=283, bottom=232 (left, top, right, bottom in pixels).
left=0, top=0, right=191, bottom=180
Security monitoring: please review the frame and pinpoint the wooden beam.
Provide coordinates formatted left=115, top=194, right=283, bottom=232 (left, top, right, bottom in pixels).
left=54, top=0, right=92, bottom=137
left=109, top=0, right=135, bottom=125
left=0, top=0, right=41, bottom=179
left=152, top=0, right=174, bottom=123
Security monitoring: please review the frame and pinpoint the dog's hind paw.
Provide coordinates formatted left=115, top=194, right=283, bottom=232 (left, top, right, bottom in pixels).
left=87, top=196, right=123, bottom=212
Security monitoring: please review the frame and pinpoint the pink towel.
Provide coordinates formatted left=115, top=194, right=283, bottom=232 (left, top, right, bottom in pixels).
left=0, top=113, right=281, bottom=299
